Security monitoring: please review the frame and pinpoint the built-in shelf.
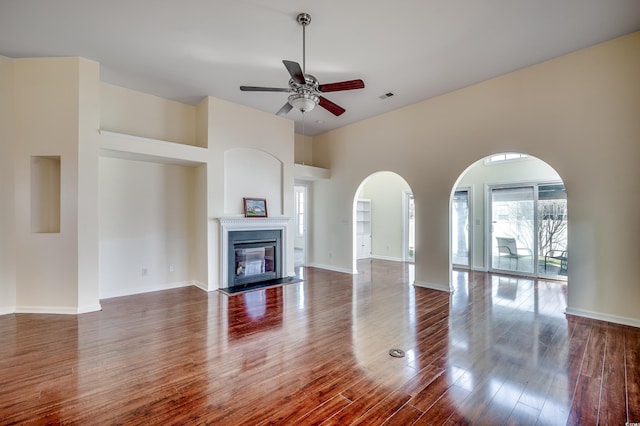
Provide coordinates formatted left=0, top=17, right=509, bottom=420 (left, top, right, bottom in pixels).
left=294, top=163, right=330, bottom=181
left=98, top=130, right=207, bottom=166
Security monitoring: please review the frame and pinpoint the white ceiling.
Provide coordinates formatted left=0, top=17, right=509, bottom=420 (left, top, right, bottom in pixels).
left=2, top=1, right=639, bottom=136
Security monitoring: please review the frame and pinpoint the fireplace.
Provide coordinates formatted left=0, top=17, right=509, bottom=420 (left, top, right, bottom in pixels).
left=218, top=217, right=291, bottom=289
left=229, top=229, right=281, bottom=286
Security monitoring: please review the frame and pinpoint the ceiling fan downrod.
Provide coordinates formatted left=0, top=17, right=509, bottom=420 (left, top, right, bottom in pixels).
left=297, top=13, right=311, bottom=75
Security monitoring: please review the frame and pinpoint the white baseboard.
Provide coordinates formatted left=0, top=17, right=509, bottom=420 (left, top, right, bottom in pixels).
left=565, top=307, right=640, bottom=328
left=15, top=306, right=82, bottom=315
left=0, top=306, right=15, bottom=316
left=370, top=255, right=403, bottom=262
left=306, top=263, right=354, bottom=275
left=193, top=281, right=211, bottom=292
left=100, top=280, right=194, bottom=300
left=77, top=303, right=102, bottom=314
left=414, top=280, right=453, bottom=293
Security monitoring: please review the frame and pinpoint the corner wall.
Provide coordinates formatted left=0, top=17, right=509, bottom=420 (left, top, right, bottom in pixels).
left=312, top=32, right=640, bottom=326
left=12, top=57, right=101, bottom=313
left=0, top=55, right=16, bottom=314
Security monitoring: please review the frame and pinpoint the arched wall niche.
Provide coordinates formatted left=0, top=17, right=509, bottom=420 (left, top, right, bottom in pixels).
left=223, top=148, right=283, bottom=216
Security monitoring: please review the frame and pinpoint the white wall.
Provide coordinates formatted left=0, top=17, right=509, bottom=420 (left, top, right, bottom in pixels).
left=312, top=32, right=640, bottom=326
left=0, top=55, right=16, bottom=314
left=99, top=157, right=198, bottom=298
left=359, top=172, right=411, bottom=261
left=457, top=156, right=561, bottom=270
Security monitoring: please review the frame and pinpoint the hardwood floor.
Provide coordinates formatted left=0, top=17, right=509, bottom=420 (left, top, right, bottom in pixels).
left=1, top=259, right=638, bottom=425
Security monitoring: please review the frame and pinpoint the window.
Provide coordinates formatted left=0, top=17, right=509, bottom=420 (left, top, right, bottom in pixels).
left=485, top=153, right=530, bottom=164
left=295, top=186, right=306, bottom=237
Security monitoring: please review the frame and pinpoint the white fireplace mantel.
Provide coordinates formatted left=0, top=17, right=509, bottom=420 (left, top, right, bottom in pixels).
left=217, top=217, right=291, bottom=287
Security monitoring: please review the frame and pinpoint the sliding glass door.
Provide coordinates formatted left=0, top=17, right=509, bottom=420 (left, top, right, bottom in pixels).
left=538, top=184, right=568, bottom=277
left=489, top=183, right=567, bottom=278
left=490, top=186, right=535, bottom=274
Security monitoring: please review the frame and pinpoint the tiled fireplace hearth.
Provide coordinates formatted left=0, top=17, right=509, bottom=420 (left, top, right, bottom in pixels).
left=218, top=217, right=290, bottom=289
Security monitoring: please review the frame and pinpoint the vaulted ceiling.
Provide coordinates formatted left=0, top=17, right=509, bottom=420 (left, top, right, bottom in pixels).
left=1, top=1, right=639, bottom=135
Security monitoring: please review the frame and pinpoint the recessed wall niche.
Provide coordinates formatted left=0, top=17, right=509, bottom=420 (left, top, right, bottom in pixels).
left=31, top=155, right=61, bottom=233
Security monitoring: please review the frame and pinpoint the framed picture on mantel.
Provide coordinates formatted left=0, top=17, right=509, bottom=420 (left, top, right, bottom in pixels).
left=244, top=198, right=268, bottom=218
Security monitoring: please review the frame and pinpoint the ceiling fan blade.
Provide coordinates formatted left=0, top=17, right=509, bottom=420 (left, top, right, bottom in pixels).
left=318, top=79, right=365, bottom=92
left=240, top=86, right=290, bottom=92
left=276, top=102, right=293, bottom=116
left=283, top=60, right=305, bottom=84
left=318, top=96, right=346, bottom=116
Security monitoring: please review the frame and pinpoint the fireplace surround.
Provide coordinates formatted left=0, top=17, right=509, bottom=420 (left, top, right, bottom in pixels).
left=218, top=217, right=291, bottom=289
left=229, top=229, right=281, bottom=286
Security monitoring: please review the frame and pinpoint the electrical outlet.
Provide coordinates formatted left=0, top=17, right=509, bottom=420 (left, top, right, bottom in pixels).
left=169, top=265, right=174, bottom=272
left=141, top=268, right=148, bottom=276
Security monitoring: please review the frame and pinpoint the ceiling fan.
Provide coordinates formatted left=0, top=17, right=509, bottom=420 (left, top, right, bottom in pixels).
left=240, top=12, right=365, bottom=117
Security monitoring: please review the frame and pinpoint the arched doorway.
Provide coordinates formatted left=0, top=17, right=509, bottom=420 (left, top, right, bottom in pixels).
left=353, top=171, right=414, bottom=273
left=451, top=153, right=568, bottom=280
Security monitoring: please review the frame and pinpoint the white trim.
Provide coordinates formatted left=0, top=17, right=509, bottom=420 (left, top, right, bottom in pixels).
left=15, top=306, right=82, bottom=315
left=306, top=263, right=354, bottom=275
left=193, top=281, right=209, bottom=292
left=565, top=307, right=640, bottom=328
left=414, top=281, right=452, bottom=292
left=98, top=130, right=205, bottom=151
left=0, top=307, right=15, bottom=316
left=371, top=255, right=403, bottom=262
left=100, top=281, right=194, bottom=300
left=77, top=303, right=102, bottom=314
left=217, top=217, right=292, bottom=287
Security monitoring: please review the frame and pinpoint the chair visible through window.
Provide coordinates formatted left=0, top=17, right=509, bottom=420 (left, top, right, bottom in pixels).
left=545, top=250, right=568, bottom=274
left=496, top=237, right=532, bottom=270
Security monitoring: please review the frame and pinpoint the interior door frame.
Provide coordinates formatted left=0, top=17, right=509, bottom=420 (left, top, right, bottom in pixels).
left=294, top=183, right=308, bottom=267
left=402, top=191, right=414, bottom=263
left=451, top=186, right=473, bottom=269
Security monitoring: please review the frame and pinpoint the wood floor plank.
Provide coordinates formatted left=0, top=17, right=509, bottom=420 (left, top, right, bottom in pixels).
left=598, top=326, right=627, bottom=425
left=381, top=403, right=424, bottom=426
left=626, top=326, right=640, bottom=423
left=0, top=260, right=638, bottom=425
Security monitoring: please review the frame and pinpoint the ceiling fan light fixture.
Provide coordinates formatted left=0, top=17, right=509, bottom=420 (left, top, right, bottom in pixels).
left=288, top=93, right=318, bottom=113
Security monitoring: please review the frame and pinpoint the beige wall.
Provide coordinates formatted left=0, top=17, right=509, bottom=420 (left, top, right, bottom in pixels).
left=98, top=85, right=294, bottom=292
left=1, top=55, right=294, bottom=314
left=312, top=32, right=640, bottom=326
left=0, top=55, right=16, bottom=313
left=205, top=96, right=295, bottom=284
left=11, top=57, right=101, bottom=313
left=101, top=83, right=198, bottom=146
left=294, top=133, right=313, bottom=164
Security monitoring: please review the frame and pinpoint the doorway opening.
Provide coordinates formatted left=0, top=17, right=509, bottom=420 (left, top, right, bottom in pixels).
left=353, top=172, right=414, bottom=272
left=294, top=185, right=307, bottom=269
